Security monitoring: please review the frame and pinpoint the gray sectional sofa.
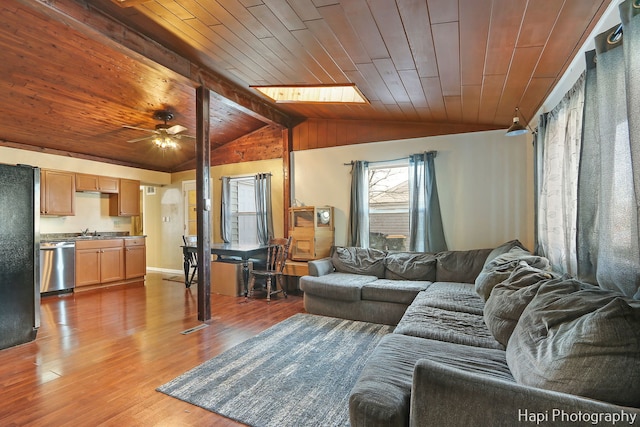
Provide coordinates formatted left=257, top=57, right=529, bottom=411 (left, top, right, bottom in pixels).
left=301, top=246, right=492, bottom=326
left=299, top=243, right=640, bottom=426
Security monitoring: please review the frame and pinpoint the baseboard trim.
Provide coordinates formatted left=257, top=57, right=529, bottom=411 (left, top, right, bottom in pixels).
left=147, top=267, right=183, bottom=275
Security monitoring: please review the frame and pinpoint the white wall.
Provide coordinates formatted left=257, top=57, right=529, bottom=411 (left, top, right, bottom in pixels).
left=292, top=129, right=534, bottom=251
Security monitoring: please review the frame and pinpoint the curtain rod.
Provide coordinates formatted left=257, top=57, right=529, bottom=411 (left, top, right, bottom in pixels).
left=343, top=150, right=437, bottom=166
left=219, top=172, right=272, bottom=180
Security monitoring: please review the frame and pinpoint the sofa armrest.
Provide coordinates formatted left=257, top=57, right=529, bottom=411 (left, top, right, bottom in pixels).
left=307, top=258, right=334, bottom=277
left=410, top=359, right=640, bottom=427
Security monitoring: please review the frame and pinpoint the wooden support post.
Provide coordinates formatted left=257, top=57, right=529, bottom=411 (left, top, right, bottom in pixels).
left=282, top=127, right=293, bottom=235
left=196, top=85, right=211, bottom=322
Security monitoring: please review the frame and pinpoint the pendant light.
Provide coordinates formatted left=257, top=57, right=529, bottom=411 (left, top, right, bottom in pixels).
left=506, top=108, right=529, bottom=136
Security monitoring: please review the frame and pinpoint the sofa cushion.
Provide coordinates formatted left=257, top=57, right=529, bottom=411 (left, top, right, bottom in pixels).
left=421, top=282, right=485, bottom=315
left=435, top=248, right=493, bottom=283
left=299, top=273, right=377, bottom=301
left=349, top=333, right=512, bottom=427
left=361, top=279, right=431, bottom=304
left=331, top=246, right=386, bottom=278
left=507, top=281, right=640, bottom=408
left=483, top=263, right=557, bottom=346
left=474, top=247, right=550, bottom=301
left=307, top=257, right=334, bottom=276
left=383, top=252, right=437, bottom=281
left=394, top=291, right=503, bottom=350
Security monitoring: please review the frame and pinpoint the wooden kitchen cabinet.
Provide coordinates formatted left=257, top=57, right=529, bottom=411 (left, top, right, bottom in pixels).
left=40, top=169, right=75, bottom=216
left=125, top=237, right=146, bottom=279
left=76, top=173, right=119, bottom=193
left=75, top=245, right=101, bottom=287
left=109, top=178, right=140, bottom=216
left=75, top=239, right=124, bottom=287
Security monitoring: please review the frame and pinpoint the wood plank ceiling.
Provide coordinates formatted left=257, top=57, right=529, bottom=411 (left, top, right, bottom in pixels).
left=0, top=0, right=610, bottom=172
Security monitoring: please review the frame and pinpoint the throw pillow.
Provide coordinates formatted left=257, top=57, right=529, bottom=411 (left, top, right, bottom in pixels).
left=483, top=239, right=527, bottom=268
left=384, top=252, right=437, bottom=281
left=483, top=263, right=557, bottom=346
left=506, top=281, right=640, bottom=408
left=331, top=246, right=386, bottom=278
left=474, top=247, right=549, bottom=301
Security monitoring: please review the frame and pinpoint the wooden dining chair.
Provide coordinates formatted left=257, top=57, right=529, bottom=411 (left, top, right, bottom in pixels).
left=247, top=237, right=292, bottom=302
left=182, top=236, right=198, bottom=288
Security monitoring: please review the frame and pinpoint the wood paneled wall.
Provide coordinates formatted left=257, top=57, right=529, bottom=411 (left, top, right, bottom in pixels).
left=292, top=119, right=503, bottom=151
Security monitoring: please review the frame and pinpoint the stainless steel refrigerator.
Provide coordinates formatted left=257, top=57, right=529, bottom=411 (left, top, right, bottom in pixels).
left=0, top=163, right=40, bottom=350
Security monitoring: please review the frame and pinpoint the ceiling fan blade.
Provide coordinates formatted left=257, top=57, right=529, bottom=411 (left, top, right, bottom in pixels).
left=166, top=124, right=188, bottom=135
left=127, top=135, right=155, bottom=143
left=122, top=125, right=157, bottom=133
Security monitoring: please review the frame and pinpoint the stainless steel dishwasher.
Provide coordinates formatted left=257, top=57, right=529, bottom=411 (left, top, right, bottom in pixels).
left=40, top=241, right=76, bottom=294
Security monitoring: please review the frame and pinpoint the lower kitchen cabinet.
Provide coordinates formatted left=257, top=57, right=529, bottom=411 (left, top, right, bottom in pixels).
left=75, top=239, right=124, bottom=287
left=125, top=237, right=146, bottom=279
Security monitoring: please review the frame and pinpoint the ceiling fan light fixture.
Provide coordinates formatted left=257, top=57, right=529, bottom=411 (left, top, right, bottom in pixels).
left=506, top=108, right=529, bottom=137
left=124, top=109, right=193, bottom=149
left=153, top=135, right=178, bottom=150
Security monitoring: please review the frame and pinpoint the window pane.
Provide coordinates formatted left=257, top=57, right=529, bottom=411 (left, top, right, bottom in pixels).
left=368, top=164, right=409, bottom=251
left=230, top=178, right=259, bottom=245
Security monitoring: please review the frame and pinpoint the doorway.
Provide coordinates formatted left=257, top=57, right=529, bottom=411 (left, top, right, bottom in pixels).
left=183, top=180, right=197, bottom=237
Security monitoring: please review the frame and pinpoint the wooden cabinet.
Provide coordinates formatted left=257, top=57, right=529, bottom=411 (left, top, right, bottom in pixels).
left=109, top=178, right=140, bottom=216
left=75, top=245, right=101, bottom=287
left=76, top=173, right=119, bottom=193
left=75, top=239, right=124, bottom=287
left=40, top=169, right=75, bottom=216
left=125, top=237, right=146, bottom=279
left=289, top=206, right=334, bottom=261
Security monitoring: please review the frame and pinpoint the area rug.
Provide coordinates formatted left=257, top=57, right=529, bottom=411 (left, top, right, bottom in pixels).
left=157, top=313, right=394, bottom=427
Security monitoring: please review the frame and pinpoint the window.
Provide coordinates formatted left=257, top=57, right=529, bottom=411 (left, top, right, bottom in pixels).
left=229, top=178, right=258, bottom=245
left=368, top=161, right=409, bottom=251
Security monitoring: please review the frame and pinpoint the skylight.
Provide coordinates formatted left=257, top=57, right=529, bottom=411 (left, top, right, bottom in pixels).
left=251, top=84, right=368, bottom=104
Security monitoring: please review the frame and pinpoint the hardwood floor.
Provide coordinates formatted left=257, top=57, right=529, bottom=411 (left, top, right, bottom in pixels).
left=0, top=273, right=305, bottom=426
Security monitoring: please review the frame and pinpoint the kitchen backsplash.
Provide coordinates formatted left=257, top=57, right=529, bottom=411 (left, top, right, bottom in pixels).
left=40, top=192, right=133, bottom=235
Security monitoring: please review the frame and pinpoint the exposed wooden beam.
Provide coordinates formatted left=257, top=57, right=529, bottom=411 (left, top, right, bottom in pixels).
left=195, top=85, right=211, bottom=322
left=109, top=0, right=152, bottom=7
left=282, top=127, right=293, bottom=236
left=23, top=0, right=293, bottom=128
left=195, top=66, right=297, bottom=128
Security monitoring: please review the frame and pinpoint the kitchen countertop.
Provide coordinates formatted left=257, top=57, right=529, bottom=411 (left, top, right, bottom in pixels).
left=41, top=232, right=146, bottom=242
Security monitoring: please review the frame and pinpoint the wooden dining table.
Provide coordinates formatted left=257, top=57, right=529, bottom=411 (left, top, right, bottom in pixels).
left=182, top=243, right=268, bottom=295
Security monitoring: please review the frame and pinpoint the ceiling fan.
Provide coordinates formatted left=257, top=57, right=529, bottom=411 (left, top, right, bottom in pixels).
left=123, top=110, right=194, bottom=150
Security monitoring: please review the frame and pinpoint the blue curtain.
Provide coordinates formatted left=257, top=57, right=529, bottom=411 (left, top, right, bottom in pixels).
left=220, top=176, right=231, bottom=243
left=254, top=173, right=273, bottom=245
left=577, top=5, right=640, bottom=298
left=622, top=0, right=640, bottom=257
left=408, top=152, right=447, bottom=252
left=535, top=0, right=640, bottom=297
left=347, top=161, right=369, bottom=247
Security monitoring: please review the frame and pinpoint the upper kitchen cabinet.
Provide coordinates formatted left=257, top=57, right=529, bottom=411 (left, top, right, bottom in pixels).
left=109, top=178, right=140, bottom=216
left=40, top=169, right=75, bottom=216
left=76, top=173, right=119, bottom=193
